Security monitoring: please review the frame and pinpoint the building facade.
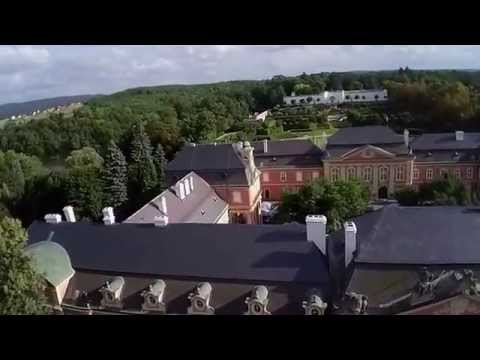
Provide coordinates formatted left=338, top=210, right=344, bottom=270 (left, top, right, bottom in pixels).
left=283, top=89, right=388, bottom=106
left=253, top=139, right=324, bottom=201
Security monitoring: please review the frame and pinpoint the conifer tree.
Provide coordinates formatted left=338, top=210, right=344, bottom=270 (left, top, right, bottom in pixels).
left=103, top=141, right=128, bottom=209
left=129, top=121, right=158, bottom=196
left=153, top=143, right=167, bottom=191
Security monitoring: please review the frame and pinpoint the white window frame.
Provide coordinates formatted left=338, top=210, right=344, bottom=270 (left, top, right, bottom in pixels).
left=426, top=168, right=433, bottom=180
left=455, top=168, right=461, bottom=179
left=346, top=167, right=356, bottom=180
left=395, top=167, right=405, bottom=182
left=362, top=167, right=372, bottom=182
left=312, top=171, right=319, bottom=179
left=379, top=167, right=388, bottom=182
left=232, top=191, right=242, bottom=204
left=467, top=167, right=473, bottom=179
left=331, top=168, right=340, bottom=182
left=413, top=168, right=419, bottom=181
left=296, top=171, right=303, bottom=182
left=262, top=172, right=270, bottom=182
left=280, top=171, right=287, bottom=183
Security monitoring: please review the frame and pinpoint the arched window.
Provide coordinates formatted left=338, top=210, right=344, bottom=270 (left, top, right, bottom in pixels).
left=354, top=95, right=360, bottom=100
left=291, top=99, right=296, bottom=105
left=374, top=94, right=379, bottom=100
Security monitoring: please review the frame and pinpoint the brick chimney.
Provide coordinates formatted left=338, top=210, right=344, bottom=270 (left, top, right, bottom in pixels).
left=403, top=129, right=409, bottom=148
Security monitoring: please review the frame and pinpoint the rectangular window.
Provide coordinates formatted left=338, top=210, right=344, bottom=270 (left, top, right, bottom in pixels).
left=362, top=167, right=372, bottom=182
left=312, top=171, right=319, bottom=179
left=262, top=172, right=270, bottom=182
left=331, top=168, right=340, bottom=182
left=296, top=171, right=303, bottom=182
left=395, top=167, right=405, bottom=182
left=347, top=167, right=356, bottom=180
left=413, top=168, right=419, bottom=180
left=280, top=171, right=287, bottom=182
left=455, top=168, right=461, bottom=179
left=426, top=168, right=433, bottom=180
left=379, top=167, right=388, bottom=182
left=467, top=167, right=473, bottom=179
left=440, top=168, right=448, bottom=179
left=232, top=191, right=242, bottom=204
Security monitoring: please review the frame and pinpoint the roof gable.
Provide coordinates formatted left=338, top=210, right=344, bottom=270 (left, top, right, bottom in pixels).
left=339, top=145, right=396, bottom=161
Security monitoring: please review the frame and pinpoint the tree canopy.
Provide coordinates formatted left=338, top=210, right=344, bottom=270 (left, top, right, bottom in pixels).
left=0, top=217, right=47, bottom=314
left=273, top=178, right=370, bottom=231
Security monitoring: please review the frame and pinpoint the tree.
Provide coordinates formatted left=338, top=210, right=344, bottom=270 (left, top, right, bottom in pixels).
left=395, top=176, right=468, bottom=206
left=153, top=143, right=167, bottom=192
left=0, top=217, right=46, bottom=314
left=128, top=121, right=158, bottom=204
left=103, top=141, right=128, bottom=209
left=273, top=178, right=369, bottom=231
left=65, top=147, right=104, bottom=220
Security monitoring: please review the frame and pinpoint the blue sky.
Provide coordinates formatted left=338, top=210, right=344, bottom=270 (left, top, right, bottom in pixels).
left=1, top=45, right=480, bottom=104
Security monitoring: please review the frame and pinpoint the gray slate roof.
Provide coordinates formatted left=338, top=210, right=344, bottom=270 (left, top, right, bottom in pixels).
left=329, top=205, right=480, bottom=265
left=253, top=139, right=324, bottom=168
left=27, top=221, right=330, bottom=285
left=327, top=126, right=405, bottom=146
left=167, top=143, right=249, bottom=185
left=124, top=172, right=228, bottom=224
left=413, top=150, right=479, bottom=163
left=411, top=133, right=480, bottom=151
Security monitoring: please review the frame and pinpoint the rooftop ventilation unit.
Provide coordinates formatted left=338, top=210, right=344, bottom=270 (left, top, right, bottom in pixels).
left=100, top=277, right=125, bottom=309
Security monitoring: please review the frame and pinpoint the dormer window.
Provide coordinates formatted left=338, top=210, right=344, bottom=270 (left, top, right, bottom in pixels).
left=100, top=277, right=125, bottom=309
left=188, top=282, right=215, bottom=315
left=141, top=280, right=166, bottom=313
left=245, top=286, right=271, bottom=315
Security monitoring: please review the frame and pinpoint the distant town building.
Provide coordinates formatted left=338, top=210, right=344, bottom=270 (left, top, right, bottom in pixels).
left=283, top=89, right=388, bottom=106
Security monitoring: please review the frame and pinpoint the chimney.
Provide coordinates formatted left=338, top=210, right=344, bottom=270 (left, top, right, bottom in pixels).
left=243, top=142, right=257, bottom=179
left=291, top=91, right=296, bottom=96
left=63, top=206, right=76, bottom=223
left=263, top=139, right=268, bottom=153
left=403, top=129, right=409, bottom=147
left=344, top=221, right=357, bottom=267
left=102, top=207, right=115, bottom=225
left=189, top=176, right=194, bottom=191
left=456, top=131, right=464, bottom=141
left=154, top=215, right=168, bottom=227
left=45, top=214, right=62, bottom=224
left=161, top=196, right=167, bottom=215
left=184, top=178, right=191, bottom=196
left=306, top=215, right=327, bottom=255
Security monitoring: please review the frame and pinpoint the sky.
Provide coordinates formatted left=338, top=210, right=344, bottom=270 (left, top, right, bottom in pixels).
left=2, top=45, right=480, bottom=104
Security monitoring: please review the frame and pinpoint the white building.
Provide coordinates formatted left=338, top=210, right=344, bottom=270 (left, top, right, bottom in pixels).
left=249, top=110, right=269, bottom=122
left=283, top=89, right=388, bottom=106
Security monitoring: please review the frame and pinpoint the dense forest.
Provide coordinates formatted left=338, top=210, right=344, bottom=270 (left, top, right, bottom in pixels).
left=3, top=68, right=480, bottom=226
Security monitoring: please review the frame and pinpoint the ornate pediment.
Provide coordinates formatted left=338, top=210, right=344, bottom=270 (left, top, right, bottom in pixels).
left=340, top=145, right=396, bottom=161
